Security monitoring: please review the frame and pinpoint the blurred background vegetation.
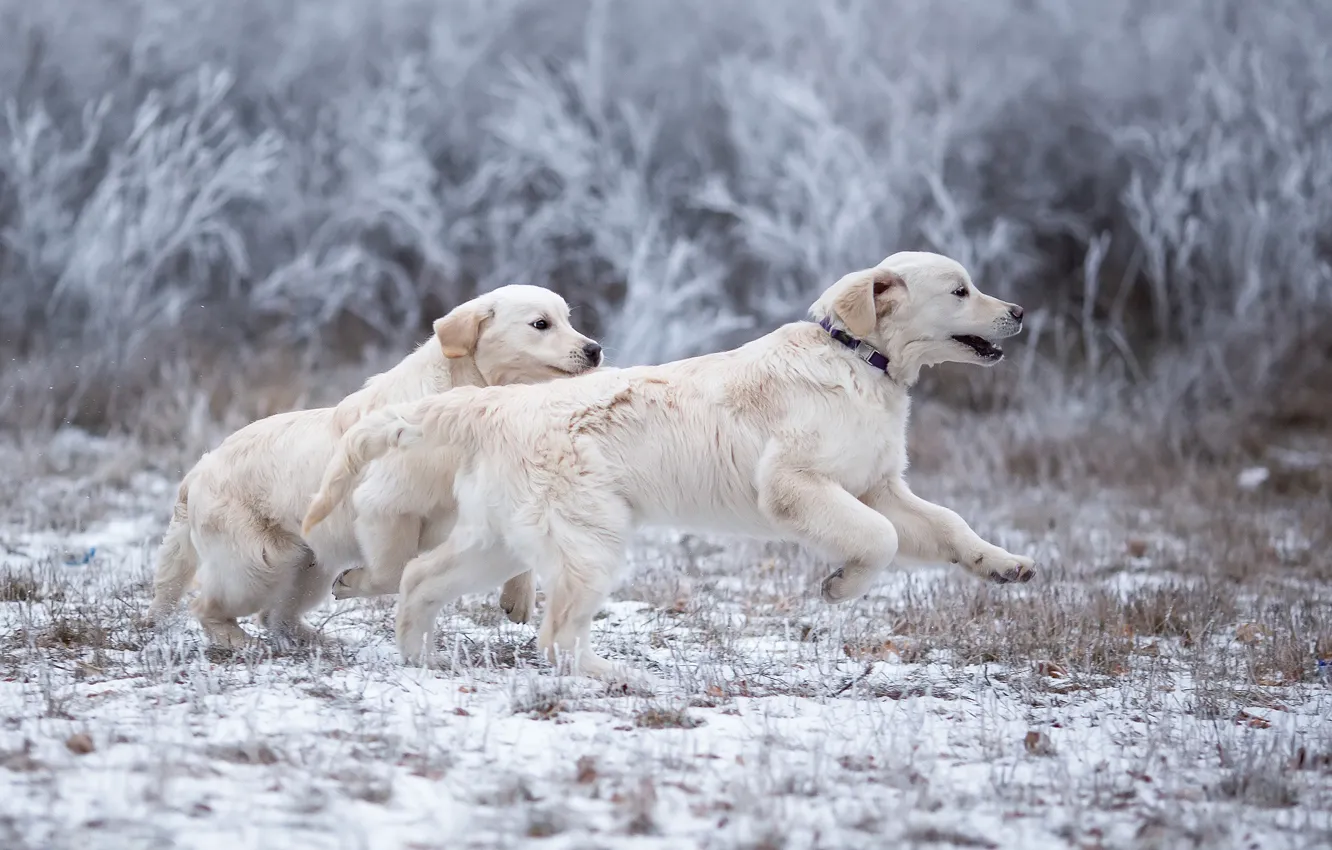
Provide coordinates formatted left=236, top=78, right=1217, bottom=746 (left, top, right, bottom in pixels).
left=0, top=0, right=1328, bottom=462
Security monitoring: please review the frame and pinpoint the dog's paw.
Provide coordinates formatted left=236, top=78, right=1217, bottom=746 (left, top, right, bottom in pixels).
left=204, top=622, right=254, bottom=650
left=600, top=666, right=663, bottom=698
left=397, top=641, right=432, bottom=668
left=268, top=620, right=321, bottom=650
left=137, top=610, right=165, bottom=630
left=559, top=653, right=658, bottom=694
left=821, top=567, right=864, bottom=604
left=499, top=575, right=536, bottom=624
left=985, top=555, right=1036, bottom=585
left=331, top=568, right=363, bottom=600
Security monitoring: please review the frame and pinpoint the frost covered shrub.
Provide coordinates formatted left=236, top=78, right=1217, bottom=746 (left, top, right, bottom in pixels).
left=0, top=0, right=1327, bottom=433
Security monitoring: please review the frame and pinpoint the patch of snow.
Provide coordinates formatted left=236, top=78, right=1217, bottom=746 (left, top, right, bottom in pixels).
left=1238, top=466, right=1270, bottom=490
left=0, top=505, right=1328, bottom=850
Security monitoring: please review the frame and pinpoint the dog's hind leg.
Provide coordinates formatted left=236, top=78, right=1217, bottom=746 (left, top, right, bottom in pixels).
left=258, top=548, right=330, bottom=645
left=193, top=517, right=312, bottom=647
left=190, top=591, right=253, bottom=648
left=757, top=464, right=901, bottom=604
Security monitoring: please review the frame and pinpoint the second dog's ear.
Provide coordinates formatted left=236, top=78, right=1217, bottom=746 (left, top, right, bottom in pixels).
left=831, top=269, right=905, bottom=337
left=434, top=304, right=489, bottom=358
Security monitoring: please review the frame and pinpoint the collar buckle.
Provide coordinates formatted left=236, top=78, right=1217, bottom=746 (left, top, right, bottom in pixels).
left=815, top=316, right=891, bottom=377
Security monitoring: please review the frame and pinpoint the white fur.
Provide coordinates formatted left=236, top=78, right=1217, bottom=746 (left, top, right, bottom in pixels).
left=144, top=284, right=600, bottom=646
left=307, top=252, right=1036, bottom=682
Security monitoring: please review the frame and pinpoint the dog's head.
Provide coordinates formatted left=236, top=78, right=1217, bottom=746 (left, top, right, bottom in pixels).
left=811, top=251, right=1024, bottom=382
left=434, top=284, right=602, bottom=384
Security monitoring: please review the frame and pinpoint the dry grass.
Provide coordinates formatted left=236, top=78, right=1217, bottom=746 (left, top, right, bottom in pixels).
left=1, top=404, right=1330, bottom=847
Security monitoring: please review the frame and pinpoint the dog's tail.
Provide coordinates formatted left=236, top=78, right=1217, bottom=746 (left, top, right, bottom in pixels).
left=143, top=474, right=200, bottom=625
left=302, top=408, right=423, bottom=535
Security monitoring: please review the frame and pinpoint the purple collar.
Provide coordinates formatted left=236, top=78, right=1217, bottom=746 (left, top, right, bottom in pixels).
left=818, top=317, right=891, bottom=375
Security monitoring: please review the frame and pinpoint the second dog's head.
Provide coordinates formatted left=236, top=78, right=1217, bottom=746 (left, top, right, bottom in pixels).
left=811, top=251, right=1024, bottom=383
left=434, top=284, right=602, bottom=384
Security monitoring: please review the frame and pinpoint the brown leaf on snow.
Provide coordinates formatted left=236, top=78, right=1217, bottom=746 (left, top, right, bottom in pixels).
left=1234, top=710, right=1271, bottom=729
left=843, top=639, right=922, bottom=663
left=65, top=733, right=95, bottom=755
left=575, top=755, right=598, bottom=784
left=1034, top=660, right=1068, bottom=678
left=1024, top=730, right=1056, bottom=756
left=1235, top=623, right=1271, bottom=645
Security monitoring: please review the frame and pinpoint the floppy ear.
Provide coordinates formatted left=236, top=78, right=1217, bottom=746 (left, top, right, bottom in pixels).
left=434, top=304, right=488, bottom=359
left=831, top=269, right=905, bottom=337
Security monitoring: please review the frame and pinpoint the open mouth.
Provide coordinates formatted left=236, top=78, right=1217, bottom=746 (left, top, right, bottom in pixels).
left=952, top=335, right=1004, bottom=361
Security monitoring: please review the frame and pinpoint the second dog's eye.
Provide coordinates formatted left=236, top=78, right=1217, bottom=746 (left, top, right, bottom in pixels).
left=531, top=319, right=549, bottom=330
left=952, top=287, right=969, bottom=298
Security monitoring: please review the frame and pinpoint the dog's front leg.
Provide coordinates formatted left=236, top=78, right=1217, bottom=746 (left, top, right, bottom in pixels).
left=865, top=479, right=1035, bottom=584
left=757, top=461, right=902, bottom=603
left=335, top=514, right=424, bottom=599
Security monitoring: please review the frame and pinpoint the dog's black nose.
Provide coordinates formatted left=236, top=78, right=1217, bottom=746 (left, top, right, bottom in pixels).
left=583, top=342, right=603, bottom=364
left=1009, top=304, right=1024, bottom=322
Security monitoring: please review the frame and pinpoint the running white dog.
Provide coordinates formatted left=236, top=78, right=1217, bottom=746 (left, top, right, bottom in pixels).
left=145, top=284, right=601, bottom=646
left=305, top=252, right=1035, bottom=681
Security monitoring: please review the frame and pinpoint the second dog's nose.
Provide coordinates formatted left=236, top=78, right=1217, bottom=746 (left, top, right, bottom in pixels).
left=583, top=342, right=603, bottom=364
left=1009, top=304, right=1024, bottom=322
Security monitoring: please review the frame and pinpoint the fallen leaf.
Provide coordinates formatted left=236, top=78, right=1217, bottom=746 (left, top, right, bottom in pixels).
left=1034, top=660, right=1068, bottom=678
left=1024, top=730, right=1055, bottom=756
left=575, top=755, right=597, bottom=784
left=844, top=639, right=919, bottom=662
left=1235, top=624, right=1271, bottom=645
left=65, top=733, right=95, bottom=755
left=1235, top=710, right=1271, bottom=729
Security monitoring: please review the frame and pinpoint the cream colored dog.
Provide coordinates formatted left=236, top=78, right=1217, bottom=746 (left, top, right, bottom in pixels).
left=144, top=284, right=601, bottom=646
left=305, top=252, right=1035, bottom=681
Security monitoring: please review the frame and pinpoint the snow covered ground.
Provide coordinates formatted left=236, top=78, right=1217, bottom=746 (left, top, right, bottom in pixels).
left=1, top=432, right=1330, bottom=850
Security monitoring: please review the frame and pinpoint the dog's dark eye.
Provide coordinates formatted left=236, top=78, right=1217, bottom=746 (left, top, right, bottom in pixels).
left=530, top=319, right=549, bottom=331
left=952, top=287, right=969, bottom=298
